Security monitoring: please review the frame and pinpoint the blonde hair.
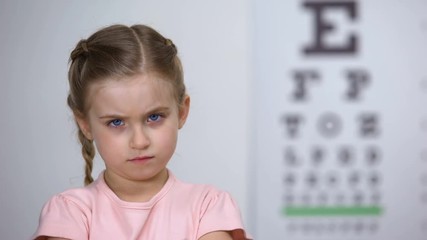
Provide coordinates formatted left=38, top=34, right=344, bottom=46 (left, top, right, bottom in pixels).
left=67, top=24, right=185, bottom=185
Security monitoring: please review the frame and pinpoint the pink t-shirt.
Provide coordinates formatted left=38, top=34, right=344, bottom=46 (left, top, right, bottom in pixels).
left=33, top=170, right=250, bottom=240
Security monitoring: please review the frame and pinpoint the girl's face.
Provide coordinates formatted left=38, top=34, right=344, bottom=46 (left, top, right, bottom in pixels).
left=76, top=74, right=189, bottom=184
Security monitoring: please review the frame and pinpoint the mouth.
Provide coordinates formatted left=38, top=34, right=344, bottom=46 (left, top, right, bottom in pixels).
left=128, top=156, right=154, bottom=163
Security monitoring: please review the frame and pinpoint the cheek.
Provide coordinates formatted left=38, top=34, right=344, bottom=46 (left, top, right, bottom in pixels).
left=91, top=126, right=108, bottom=145
left=93, top=134, right=126, bottom=164
left=158, top=126, right=179, bottom=150
left=94, top=135, right=115, bottom=154
left=91, top=127, right=124, bottom=152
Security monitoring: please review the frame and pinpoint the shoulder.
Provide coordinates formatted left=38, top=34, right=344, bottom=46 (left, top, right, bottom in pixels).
left=169, top=176, right=240, bottom=218
left=164, top=176, right=238, bottom=215
left=40, top=178, right=103, bottom=218
left=170, top=177, right=225, bottom=203
left=40, top=189, right=90, bottom=221
left=55, top=181, right=99, bottom=208
left=33, top=182, right=101, bottom=240
left=170, top=178, right=251, bottom=239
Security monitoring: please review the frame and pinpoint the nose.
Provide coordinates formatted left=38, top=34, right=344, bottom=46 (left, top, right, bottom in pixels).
left=130, top=126, right=150, bottom=149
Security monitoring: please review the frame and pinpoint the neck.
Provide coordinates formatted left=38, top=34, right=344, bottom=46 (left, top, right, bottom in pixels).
left=103, top=168, right=169, bottom=202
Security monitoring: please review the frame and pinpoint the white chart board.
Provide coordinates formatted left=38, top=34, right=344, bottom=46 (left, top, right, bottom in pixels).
left=252, top=1, right=427, bottom=239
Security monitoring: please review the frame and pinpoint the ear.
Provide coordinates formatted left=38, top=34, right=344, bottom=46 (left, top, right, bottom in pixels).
left=178, top=95, right=190, bottom=129
left=74, top=112, right=93, bottom=140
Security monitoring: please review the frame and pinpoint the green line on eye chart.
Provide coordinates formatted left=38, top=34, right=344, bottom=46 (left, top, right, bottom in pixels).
left=283, top=206, right=383, bottom=217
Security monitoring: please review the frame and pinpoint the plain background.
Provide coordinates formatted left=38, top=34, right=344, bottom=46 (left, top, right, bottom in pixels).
left=0, top=1, right=253, bottom=239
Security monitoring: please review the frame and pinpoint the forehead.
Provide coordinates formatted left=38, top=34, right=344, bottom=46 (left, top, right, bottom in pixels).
left=85, top=74, right=176, bottom=112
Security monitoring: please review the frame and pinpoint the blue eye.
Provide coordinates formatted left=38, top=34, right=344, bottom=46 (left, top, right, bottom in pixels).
left=148, top=114, right=161, bottom=122
left=109, top=119, right=124, bottom=127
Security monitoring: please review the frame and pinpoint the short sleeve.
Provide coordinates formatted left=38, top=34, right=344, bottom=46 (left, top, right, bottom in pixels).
left=197, top=191, right=252, bottom=240
left=32, top=194, right=90, bottom=240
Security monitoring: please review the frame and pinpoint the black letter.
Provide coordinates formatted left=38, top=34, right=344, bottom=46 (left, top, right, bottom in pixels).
left=317, top=112, right=342, bottom=138
left=303, top=1, right=358, bottom=55
left=345, top=69, right=370, bottom=101
left=292, top=69, right=320, bottom=101
left=358, top=113, right=380, bottom=138
left=282, top=114, right=304, bottom=138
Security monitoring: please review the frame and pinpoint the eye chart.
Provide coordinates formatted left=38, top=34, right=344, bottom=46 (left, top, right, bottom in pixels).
left=251, top=1, right=427, bottom=239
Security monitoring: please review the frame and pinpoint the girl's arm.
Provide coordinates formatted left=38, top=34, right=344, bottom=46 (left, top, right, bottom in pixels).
left=199, top=231, right=233, bottom=240
left=34, top=237, right=70, bottom=240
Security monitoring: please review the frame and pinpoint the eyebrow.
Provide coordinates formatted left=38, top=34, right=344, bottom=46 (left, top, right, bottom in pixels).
left=98, top=106, right=172, bottom=119
left=98, top=114, right=127, bottom=120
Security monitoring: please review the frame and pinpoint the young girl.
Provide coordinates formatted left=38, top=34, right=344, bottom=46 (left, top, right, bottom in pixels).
left=33, top=24, right=250, bottom=240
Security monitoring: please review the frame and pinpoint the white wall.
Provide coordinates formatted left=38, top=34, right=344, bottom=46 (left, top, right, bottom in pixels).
left=0, top=1, right=252, bottom=239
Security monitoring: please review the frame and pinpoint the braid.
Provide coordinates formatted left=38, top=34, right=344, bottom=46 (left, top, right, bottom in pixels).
left=78, top=129, right=95, bottom=185
left=70, top=39, right=90, bottom=62
left=164, top=38, right=177, bottom=55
